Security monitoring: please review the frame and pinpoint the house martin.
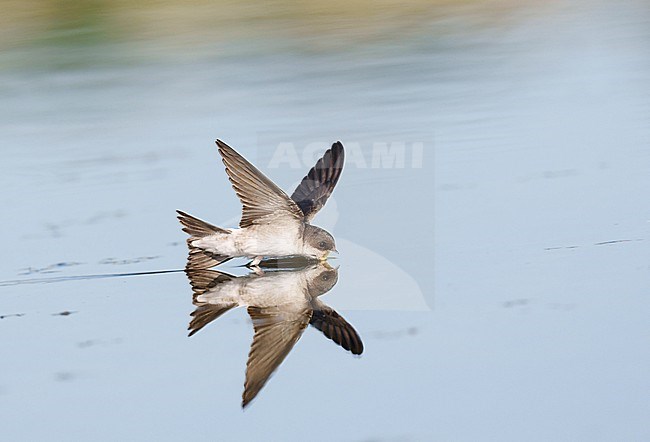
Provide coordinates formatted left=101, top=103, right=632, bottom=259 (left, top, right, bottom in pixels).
left=185, top=263, right=362, bottom=407
left=177, top=140, right=344, bottom=268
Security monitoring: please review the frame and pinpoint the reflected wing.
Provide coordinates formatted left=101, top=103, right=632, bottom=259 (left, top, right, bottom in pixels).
left=310, top=299, right=363, bottom=355
left=217, top=140, right=303, bottom=228
left=243, top=305, right=312, bottom=407
left=290, top=142, right=344, bottom=221
left=186, top=268, right=238, bottom=336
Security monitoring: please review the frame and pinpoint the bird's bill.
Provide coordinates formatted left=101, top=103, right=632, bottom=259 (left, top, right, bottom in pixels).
left=320, top=249, right=340, bottom=262
left=321, top=260, right=335, bottom=270
left=318, top=260, right=340, bottom=271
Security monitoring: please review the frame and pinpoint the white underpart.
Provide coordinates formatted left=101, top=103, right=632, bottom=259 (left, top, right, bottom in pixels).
left=192, top=220, right=305, bottom=258
left=196, top=270, right=312, bottom=308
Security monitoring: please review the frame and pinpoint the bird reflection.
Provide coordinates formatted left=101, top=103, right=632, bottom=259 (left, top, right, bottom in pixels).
left=185, top=261, right=363, bottom=408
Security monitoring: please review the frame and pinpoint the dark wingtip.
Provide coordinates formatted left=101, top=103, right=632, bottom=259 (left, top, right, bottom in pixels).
left=352, top=340, right=364, bottom=355
left=241, top=396, right=253, bottom=409
left=215, top=139, right=231, bottom=155
left=331, top=141, right=344, bottom=164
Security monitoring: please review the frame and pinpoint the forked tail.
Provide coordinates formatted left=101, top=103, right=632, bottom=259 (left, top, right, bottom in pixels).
left=176, top=210, right=232, bottom=268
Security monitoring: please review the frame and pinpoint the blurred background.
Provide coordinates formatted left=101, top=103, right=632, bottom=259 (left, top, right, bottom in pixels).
left=1, top=0, right=649, bottom=440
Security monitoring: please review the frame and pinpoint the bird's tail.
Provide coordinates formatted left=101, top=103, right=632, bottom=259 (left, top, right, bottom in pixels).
left=176, top=210, right=233, bottom=268
left=185, top=268, right=238, bottom=336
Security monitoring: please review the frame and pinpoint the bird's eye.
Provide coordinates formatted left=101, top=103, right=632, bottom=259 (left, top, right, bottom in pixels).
left=322, top=275, right=329, bottom=281
left=318, top=241, right=326, bottom=249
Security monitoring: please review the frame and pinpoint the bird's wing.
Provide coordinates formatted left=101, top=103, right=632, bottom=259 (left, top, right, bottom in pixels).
left=309, top=298, right=363, bottom=355
left=185, top=268, right=238, bottom=336
left=217, top=139, right=304, bottom=228
left=243, top=305, right=311, bottom=407
left=290, top=142, right=345, bottom=221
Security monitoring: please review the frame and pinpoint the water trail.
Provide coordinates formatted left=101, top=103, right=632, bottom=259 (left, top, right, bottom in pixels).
left=0, top=269, right=185, bottom=287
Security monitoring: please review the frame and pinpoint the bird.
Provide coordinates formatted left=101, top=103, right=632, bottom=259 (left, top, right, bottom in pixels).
left=177, top=140, right=345, bottom=268
left=185, top=262, right=363, bottom=407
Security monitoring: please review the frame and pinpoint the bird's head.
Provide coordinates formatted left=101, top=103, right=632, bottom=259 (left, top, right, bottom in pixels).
left=303, top=225, right=337, bottom=260
left=305, top=264, right=340, bottom=297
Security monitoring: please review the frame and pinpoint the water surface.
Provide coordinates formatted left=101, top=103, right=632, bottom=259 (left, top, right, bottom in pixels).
left=1, top=0, right=649, bottom=440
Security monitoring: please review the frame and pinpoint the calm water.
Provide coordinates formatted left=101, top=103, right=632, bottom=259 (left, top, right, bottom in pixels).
left=1, top=0, right=649, bottom=440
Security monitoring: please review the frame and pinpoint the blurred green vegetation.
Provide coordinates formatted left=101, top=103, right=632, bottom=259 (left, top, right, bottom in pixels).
left=0, top=0, right=527, bottom=71
left=1, top=0, right=519, bottom=50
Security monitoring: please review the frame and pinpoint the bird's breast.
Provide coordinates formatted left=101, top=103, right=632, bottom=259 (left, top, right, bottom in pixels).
left=236, top=223, right=303, bottom=257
